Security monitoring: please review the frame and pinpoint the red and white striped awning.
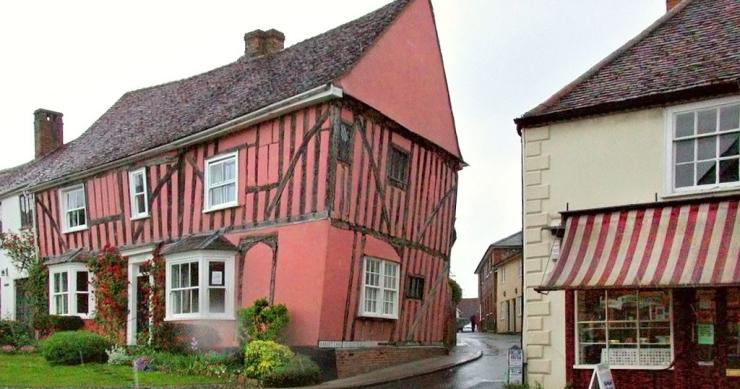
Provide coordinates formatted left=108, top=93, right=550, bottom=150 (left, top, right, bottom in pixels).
left=540, top=196, right=740, bottom=290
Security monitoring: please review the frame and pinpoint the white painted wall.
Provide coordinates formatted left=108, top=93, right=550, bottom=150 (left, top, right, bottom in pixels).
left=0, top=194, right=25, bottom=320
left=521, top=95, right=740, bottom=388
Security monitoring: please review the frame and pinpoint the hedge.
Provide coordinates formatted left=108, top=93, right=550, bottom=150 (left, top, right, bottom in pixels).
left=39, top=331, right=110, bottom=365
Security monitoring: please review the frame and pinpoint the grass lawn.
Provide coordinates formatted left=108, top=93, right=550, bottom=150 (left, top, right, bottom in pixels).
left=0, top=353, right=226, bottom=387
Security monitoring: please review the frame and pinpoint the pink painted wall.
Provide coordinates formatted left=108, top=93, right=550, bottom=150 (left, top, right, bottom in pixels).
left=241, top=243, right=273, bottom=307
left=338, top=0, right=461, bottom=159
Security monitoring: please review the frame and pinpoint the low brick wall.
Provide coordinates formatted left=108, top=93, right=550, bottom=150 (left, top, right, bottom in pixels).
left=335, top=346, right=447, bottom=378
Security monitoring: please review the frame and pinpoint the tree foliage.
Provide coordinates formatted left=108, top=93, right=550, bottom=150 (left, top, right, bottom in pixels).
left=448, top=278, right=462, bottom=305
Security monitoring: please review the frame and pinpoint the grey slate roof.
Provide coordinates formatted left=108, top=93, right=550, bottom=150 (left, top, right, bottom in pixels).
left=44, top=248, right=92, bottom=266
left=0, top=0, right=411, bottom=195
left=517, top=0, right=740, bottom=128
left=492, top=231, right=522, bottom=248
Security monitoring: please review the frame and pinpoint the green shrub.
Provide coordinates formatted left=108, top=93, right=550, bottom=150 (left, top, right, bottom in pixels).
left=39, top=331, right=110, bottom=365
left=0, top=320, right=33, bottom=346
left=244, top=340, right=294, bottom=379
left=238, top=299, right=289, bottom=345
left=449, top=278, right=462, bottom=304
left=49, top=315, right=85, bottom=331
left=106, top=344, right=133, bottom=366
left=262, top=354, right=321, bottom=387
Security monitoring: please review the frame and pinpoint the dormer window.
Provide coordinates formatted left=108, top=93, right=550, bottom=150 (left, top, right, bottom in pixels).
left=59, top=185, right=87, bottom=232
left=670, top=99, right=740, bottom=192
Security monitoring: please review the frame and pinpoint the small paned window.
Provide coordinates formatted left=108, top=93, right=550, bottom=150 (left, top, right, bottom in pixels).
left=19, top=194, right=34, bottom=229
left=170, top=261, right=200, bottom=315
left=388, top=146, right=409, bottom=188
left=129, top=168, right=149, bottom=219
left=405, top=276, right=425, bottom=300
left=165, top=253, right=235, bottom=320
left=576, top=290, right=672, bottom=368
left=672, top=102, right=740, bottom=189
left=205, top=152, right=238, bottom=211
left=60, top=185, right=87, bottom=232
left=52, top=272, right=69, bottom=315
left=337, top=123, right=354, bottom=164
left=360, top=257, right=399, bottom=319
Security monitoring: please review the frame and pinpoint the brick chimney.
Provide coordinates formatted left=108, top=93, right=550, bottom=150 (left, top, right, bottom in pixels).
left=244, top=29, right=285, bottom=58
left=666, top=0, right=681, bottom=11
left=34, top=109, right=63, bottom=159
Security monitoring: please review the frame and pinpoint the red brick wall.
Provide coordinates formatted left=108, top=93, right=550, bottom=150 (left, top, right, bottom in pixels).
left=335, top=346, right=447, bottom=378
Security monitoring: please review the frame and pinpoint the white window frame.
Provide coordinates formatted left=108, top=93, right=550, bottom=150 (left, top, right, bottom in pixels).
left=59, top=184, right=87, bottom=233
left=164, top=250, right=235, bottom=321
left=359, top=257, right=400, bottom=319
left=665, top=96, right=740, bottom=196
left=128, top=168, right=149, bottom=220
left=203, top=151, right=239, bottom=213
left=48, top=263, right=94, bottom=319
left=574, top=290, right=674, bottom=370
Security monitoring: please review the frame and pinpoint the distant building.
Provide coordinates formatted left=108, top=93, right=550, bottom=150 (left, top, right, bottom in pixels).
left=475, top=231, right=522, bottom=333
left=458, top=297, right=480, bottom=324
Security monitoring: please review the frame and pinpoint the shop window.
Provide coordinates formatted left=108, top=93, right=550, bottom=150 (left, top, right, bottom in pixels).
left=695, top=289, right=716, bottom=365
left=165, top=252, right=234, bottom=320
left=360, top=257, right=399, bottom=319
left=576, top=290, right=672, bottom=368
left=48, top=263, right=93, bottom=318
left=405, top=275, right=424, bottom=300
left=670, top=100, right=740, bottom=190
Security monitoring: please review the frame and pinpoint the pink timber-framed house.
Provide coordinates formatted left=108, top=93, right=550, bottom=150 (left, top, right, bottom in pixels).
left=0, top=0, right=463, bottom=372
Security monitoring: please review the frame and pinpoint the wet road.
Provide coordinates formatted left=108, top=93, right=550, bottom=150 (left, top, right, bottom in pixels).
left=371, top=332, right=521, bottom=389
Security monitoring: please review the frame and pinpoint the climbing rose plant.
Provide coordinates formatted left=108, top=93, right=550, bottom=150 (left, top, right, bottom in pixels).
left=0, top=229, right=36, bottom=272
left=87, top=245, right=128, bottom=344
left=138, top=246, right=183, bottom=351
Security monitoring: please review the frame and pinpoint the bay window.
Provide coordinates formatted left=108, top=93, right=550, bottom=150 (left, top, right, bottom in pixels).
left=360, top=257, right=399, bottom=319
left=670, top=99, right=740, bottom=191
left=204, top=152, right=238, bottom=212
left=59, top=185, right=87, bottom=232
left=48, top=263, right=93, bottom=318
left=165, top=251, right=235, bottom=320
left=576, top=290, right=672, bottom=368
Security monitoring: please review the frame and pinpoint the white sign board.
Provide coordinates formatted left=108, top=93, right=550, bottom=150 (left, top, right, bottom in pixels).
left=589, top=363, right=615, bottom=389
left=508, top=346, right=523, bottom=384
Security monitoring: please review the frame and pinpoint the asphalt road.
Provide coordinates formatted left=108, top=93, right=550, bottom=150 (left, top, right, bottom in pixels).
left=370, top=332, right=521, bottom=389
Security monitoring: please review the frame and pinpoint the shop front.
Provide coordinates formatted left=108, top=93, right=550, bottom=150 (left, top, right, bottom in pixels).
left=539, top=196, right=740, bottom=389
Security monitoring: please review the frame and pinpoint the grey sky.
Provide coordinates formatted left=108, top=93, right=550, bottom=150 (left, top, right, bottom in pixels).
left=0, top=0, right=666, bottom=297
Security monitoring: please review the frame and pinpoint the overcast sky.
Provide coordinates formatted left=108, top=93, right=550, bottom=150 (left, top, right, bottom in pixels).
left=0, top=0, right=666, bottom=297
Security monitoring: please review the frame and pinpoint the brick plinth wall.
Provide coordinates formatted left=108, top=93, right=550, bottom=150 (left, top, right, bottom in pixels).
left=565, top=289, right=740, bottom=389
left=335, top=346, right=447, bottom=378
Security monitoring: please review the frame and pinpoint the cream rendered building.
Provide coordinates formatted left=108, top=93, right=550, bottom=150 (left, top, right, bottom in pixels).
left=517, top=0, right=740, bottom=388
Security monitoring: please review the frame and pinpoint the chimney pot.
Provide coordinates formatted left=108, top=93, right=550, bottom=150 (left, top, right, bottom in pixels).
left=666, top=0, right=681, bottom=11
left=34, top=108, right=64, bottom=159
left=244, top=29, right=285, bottom=58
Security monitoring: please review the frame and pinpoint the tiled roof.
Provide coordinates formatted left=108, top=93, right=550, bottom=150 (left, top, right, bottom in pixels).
left=161, top=233, right=237, bottom=256
left=0, top=0, right=411, bottom=195
left=44, top=248, right=93, bottom=265
left=492, top=231, right=522, bottom=248
left=517, top=0, right=740, bottom=129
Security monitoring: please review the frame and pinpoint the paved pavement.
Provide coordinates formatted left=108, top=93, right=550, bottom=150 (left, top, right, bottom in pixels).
left=369, top=332, right=521, bottom=389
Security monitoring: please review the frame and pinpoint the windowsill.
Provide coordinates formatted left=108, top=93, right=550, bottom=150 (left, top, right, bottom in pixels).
left=573, top=364, right=673, bottom=371
left=203, top=203, right=240, bottom=214
left=63, top=226, right=88, bottom=234
left=164, top=313, right=235, bottom=321
left=663, top=185, right=740, bottom=200
left=357, top=313, right=398, bottom=321
left=130, top=214, right=150, bottom=221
